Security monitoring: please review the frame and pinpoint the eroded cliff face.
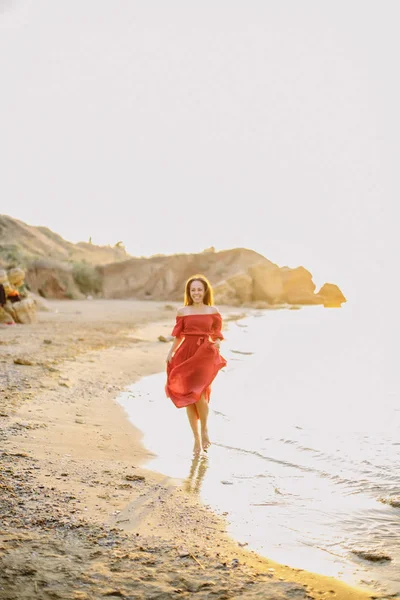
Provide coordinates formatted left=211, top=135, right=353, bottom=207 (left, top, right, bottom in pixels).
left=98, top=249, right=346, bottom=307
left=25, top=261, right=84, bottom=300
left=98, top=248, right=273, bottom=301
left=1, top=215, right=346, bottom=307
left=212, top=264, right=339, bottom=306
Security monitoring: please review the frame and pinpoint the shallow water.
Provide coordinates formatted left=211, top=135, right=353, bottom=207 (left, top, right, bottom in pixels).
left=117, top=305, right=399, bottom=596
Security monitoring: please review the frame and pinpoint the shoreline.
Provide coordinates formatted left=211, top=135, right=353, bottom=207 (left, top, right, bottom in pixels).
left=0, top=300, right=376, bottom=599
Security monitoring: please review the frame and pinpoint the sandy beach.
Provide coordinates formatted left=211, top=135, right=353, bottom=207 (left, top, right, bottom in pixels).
left=0, top=300, right=376, bottom=600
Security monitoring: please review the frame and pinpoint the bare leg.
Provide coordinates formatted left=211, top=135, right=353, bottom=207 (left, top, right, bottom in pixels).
left=195, top=394, right=211, bottom=451
left=186, top=404, right=201, bottom=454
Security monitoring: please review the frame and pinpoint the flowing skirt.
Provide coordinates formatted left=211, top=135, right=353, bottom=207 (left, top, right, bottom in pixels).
left=166, top=337, right=226, bottom=408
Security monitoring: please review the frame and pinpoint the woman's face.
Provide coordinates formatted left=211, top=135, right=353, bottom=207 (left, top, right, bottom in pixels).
left=190, top=280, right=205, bottom=304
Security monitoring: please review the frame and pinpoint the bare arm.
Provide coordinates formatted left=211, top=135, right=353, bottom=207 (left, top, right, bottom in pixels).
left=166, top=309, right=185, bottom=363
left=210, top=308, right=223, bottom=350
left=166, top=336, right=183, bottom=363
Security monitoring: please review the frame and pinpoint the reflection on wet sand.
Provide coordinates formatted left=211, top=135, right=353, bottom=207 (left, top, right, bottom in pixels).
left=183, top=454, right=209, bottom=495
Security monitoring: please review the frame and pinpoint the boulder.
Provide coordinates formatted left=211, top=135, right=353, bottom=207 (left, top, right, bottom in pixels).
left=0, top=270, right=14, bottom=298
left=8, top=267, right=25, bottom=287
left=29, top=292, right=52, bottom=312
left=3, top=300, right=17, bottom=322
left=12, top=297, right=37, bottom=324
left=158, top=335, right=174, bottom=343
left=317, top=283, right=346, bottom=307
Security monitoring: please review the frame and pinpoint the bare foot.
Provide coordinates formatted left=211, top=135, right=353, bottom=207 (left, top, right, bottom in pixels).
left=193, top=438, right=201, bottom=455
left=201, top=429, right=211, bottom=452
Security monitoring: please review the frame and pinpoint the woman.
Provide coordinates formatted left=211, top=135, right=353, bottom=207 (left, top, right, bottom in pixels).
left=165, top=274, right=227, bottom=454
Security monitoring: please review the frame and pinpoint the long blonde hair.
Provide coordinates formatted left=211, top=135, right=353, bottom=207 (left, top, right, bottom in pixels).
left=184, top=274, right=214, bottom=306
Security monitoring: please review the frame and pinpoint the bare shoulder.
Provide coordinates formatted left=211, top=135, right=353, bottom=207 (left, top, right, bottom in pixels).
left=177, top=306, right=188, bottom=316
left=210, top=306, right=221, bottom=316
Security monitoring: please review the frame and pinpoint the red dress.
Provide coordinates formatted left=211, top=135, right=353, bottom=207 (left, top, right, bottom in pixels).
left=165, top=313, right=227, bottom=409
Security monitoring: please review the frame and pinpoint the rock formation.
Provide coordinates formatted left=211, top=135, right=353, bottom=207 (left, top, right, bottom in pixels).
left=0, top=267, right=37, bottom=324
left=316, top=283, right=347, bottom=308
left=0, top=215, right=347, bottom=308
left=98, top=248, right=274, bottom=302
left=214, top=264, right=340, bottom=306
left=99, top=249, right=346, bottom=308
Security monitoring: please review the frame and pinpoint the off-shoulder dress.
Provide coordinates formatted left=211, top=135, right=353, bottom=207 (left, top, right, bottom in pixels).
left=165, top=313, right=227, bottom=409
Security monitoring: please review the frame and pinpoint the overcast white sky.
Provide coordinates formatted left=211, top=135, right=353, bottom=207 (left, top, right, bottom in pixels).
left=1, top=1, right=398, bottom=299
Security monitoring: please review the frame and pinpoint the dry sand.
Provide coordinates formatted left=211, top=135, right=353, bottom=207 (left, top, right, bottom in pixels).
left=0, top=300, right=376, bottom=599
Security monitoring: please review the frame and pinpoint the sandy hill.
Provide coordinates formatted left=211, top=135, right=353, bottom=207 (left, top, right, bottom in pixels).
left=0, top=215, right=346, bottom=307
left=0, top=214, right=128, bottom=267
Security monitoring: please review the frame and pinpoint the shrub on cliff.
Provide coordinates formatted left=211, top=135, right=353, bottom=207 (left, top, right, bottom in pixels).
left=72, top=262, right=102, bottom=296
left=0, top=244, right=26, bottom=269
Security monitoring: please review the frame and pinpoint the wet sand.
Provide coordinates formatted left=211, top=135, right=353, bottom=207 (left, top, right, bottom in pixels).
left=0, top=300, right=376, bottom=599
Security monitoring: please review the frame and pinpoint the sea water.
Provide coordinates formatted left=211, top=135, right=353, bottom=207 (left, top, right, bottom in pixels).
left=117, top=304, right=399, bottom=596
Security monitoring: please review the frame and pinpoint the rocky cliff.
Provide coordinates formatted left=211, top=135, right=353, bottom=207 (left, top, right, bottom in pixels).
left=0, top=215, right=346, bottom=307
left=99, top=249, right=346, bottom=307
